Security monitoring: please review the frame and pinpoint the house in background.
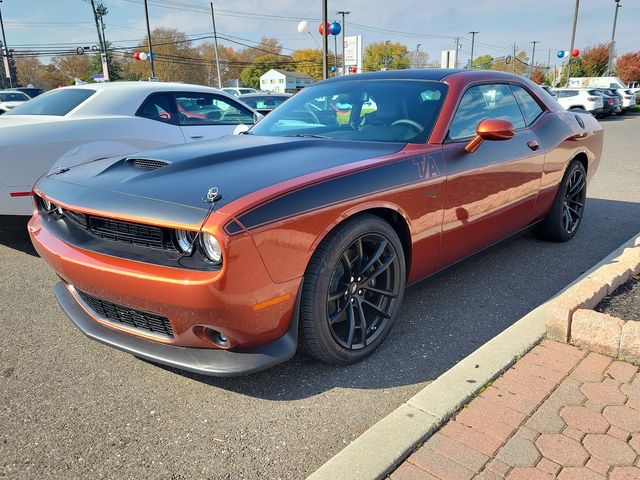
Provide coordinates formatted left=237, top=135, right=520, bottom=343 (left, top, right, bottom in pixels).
left=260, top=69, right=314, bottom=93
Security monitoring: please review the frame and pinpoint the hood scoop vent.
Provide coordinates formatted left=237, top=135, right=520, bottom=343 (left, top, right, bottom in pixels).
left=128, top=158, right=170, bottom=170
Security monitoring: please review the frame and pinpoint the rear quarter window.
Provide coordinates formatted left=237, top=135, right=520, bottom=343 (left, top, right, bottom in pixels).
left=6, top=88, right=95, bottom=116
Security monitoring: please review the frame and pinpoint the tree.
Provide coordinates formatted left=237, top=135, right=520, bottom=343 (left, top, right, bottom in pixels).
left=89, top=43, right=123, bottom=81
left=472, top=54, right=493, bottom=70
left=240, top=54, right=293, bottom=89
left=291, top=49, right=322, bottom=80
left=492, top=51, right=529, bottom=76
left=615, top=51, right=640, bottom=84
left=531, top=68, right=545, bottom=84
left=559, top=57, right=584, bottom=85
left=52, top=54, right=92, bottom=82
left=13, top=54, right=42, bottom=87
left=581, top=43, right=610, bottom=77
left=363, top=42, right=411, bottom=72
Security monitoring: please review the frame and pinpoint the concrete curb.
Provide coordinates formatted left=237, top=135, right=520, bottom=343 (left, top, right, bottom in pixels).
left=307, top=230, right=640, bottom=480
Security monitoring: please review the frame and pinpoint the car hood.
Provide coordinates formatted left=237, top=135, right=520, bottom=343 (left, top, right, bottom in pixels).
left=36, top=134, right=405, bottom=220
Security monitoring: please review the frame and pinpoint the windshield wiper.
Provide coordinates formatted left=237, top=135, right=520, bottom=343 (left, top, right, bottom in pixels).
left=285, top=133, right=330, bottom=139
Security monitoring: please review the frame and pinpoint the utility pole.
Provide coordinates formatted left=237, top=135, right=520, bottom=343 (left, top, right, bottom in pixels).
left=210, top=2, right=222, bottom=88
left=336, top=10, right=350, bottom=75
left=454, top=37, right=460, bottom=68
left=567, top=0, right=580, bottom=84
left=415, top=43, right=422, bottom=68
left=530, top=41, right=539, bottom=77
left=468, top=31, right=479, bottom=69
left=512, top=42, right=517, bottom=74
left=95, top=3, right=109, bottom=81
left=0, top=0, right=12, bottom=87
left=143, top=0, right=155, bottom=78
left=322, top=0, right=328, bottom=79
left=607, top=0, right=621, bottom=75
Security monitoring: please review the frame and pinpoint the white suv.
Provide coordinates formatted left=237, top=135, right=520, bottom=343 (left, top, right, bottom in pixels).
left=553, top=88, right=604, bottom=115
left=221, top=87, right=258, bottom=97
left=615, top=88, right=637, bottom=111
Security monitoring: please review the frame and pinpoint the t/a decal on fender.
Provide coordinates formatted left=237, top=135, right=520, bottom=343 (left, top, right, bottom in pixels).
left=413, top=154, right=443, bottom=179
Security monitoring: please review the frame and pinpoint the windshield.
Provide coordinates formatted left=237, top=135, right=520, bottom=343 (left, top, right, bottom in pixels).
left=250, top=79, right=448, bottom=143
left=241, top=95, right=289, bottom=110
left=6, top=88, right=95, bottom=116
left=0, top=92, right=29, bottom=102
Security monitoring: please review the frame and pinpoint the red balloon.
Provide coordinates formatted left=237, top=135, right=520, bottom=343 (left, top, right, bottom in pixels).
left=571, top=48, right=580, bottom=57
left=350, top=66, right=357, bottom=73
left=134, top=52, right=141, bottom=61
left=318, top=22, right=330, bottom=36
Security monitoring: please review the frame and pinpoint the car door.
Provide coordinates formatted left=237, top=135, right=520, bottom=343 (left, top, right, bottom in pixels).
left=174, top=92, right=255, bottom=142
left=438, top=83, right=545, bottom=269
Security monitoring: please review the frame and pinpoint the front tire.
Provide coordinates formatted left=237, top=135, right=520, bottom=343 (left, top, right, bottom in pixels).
left=534, top=160, right=587, bottom=242
left=299, top=214, right=406, bottom=365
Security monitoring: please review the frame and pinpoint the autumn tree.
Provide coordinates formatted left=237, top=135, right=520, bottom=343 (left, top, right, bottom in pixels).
left=559, top=57, right=584, bottom=85
left=363, top=42, right=411, bottom=72
left=492, top=51, right=529, bottom=76
left=240, top=54, right=293, bottom=89
left=472, top=54, right=493, bottom=70
left=13, top=54, right=42, bottom=87
left=615, top=51, right=640, bottom=84
left=292, top=49, right=322, bottom=80
left=52, top=54, right=92, bottom=82
left=531, top=68, right=545, bottom=84
left=581, top=43, right=610, bottom=77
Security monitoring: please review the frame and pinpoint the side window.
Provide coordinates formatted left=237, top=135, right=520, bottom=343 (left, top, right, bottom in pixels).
left=175, top=93, right=254, bottom=126
left=137, top=93, right=176, bottom=124
left=511, top=85, right=544, bottom=126
left=449, top=84, right=525, bottom=140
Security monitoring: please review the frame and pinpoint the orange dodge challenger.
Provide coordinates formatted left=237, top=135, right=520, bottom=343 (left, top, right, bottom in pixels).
left=30, top=70, right=603, bottom=376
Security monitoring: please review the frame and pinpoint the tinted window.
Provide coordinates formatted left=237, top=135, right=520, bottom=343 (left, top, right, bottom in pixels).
left=175, top=93, right=253, bottom=126
left=137, top=93, right=176, bottom=124
left=251, top=80, right=448, bottom=144
left=511, top=85, right=544, bottom=126
left=0, top=92, right=29, bottom=102
left=449, top=84, right=525, bottom=140
left=6, top=88, right=94, bottom=116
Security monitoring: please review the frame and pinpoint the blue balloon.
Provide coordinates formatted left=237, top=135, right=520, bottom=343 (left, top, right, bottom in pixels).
left=557, top=50, right=565, bottom=58
left=331, top=66, right=337, bottom=72
left=329, top=21, right=341, bottom=36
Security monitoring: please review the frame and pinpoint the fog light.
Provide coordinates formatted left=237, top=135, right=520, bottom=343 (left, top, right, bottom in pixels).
left=206, top=328, right=229, bottom=347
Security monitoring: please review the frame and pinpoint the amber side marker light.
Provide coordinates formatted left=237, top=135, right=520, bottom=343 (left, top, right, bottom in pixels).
left=252, top=293, right=292, bottom=311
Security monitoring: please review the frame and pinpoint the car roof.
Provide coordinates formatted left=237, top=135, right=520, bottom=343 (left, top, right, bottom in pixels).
left=65, top=81, right=224, bottom=94
left=238, top=92, right=292, bottom=98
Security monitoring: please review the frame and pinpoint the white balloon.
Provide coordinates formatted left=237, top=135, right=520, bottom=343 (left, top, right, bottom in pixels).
left=297, top=20, right=310, bottom=35
left=139, top=52, right=148, bottom=61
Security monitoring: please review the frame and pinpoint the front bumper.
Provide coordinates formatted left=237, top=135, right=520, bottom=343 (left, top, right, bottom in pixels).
left=55, top=281, right=299, bottom=376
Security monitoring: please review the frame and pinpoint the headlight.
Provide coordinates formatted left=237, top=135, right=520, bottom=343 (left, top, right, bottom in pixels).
left=174, top=229, right=196, bottom=254
left=200, top=233, right=222, bottom=264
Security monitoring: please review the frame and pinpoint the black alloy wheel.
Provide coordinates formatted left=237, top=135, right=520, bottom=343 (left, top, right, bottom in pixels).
left=534, top=160, right=587, bottom=242
left=300, top=214, right=406, bottom=365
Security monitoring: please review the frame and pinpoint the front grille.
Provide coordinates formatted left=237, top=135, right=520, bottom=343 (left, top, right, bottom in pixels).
left=129, top=158, right=169, bottom=170
left=89, top=216, right=167, bottom=249
left=77, top=289, right=174, bottom=338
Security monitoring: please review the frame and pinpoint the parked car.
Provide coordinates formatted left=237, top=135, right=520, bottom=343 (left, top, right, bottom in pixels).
left=0, top=82, right=257, bottom=221
left=30, top=70, right=602, bottom=376
left=0, top=90, right=30, bottom=113
left=9, top=87, right=45, bottom=98
left=589, top=91, right=614, bottom=117
left=238, top=92, right=292, bottom=115
left=221, top=87, right=258, bottom=97
left=616, top=89, right=637, bottom=112
left=552, top=88, right=603, bottom=115
left=593, top=88, right=622, bottom=115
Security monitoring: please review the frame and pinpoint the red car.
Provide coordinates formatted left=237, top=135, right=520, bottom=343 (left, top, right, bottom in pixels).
left=29, top=70, right=602, bottom=376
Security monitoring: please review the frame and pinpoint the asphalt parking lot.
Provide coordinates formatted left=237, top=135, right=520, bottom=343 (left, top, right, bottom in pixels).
left=2, top=113, right=640, bottom=480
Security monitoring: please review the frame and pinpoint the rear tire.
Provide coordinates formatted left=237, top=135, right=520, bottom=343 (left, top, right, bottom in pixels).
left=299, top=214, right=406, bottom=365
left=533, top=160, right=587, bottom=242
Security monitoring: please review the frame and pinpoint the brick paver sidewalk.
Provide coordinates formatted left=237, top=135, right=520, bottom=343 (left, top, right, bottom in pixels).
left=391, top=340, right=640, bottom=480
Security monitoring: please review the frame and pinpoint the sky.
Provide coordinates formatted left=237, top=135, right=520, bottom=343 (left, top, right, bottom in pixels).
left=1, top=0, right=638, bottom=69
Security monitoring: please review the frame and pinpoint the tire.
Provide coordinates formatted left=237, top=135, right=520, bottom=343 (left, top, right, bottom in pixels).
left=533, top=160, right=587, bottom=242
left=299, top=214, right=406, bottom=365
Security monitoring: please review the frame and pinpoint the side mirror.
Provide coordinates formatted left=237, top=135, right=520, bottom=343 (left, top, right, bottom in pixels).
left=253, top=112, right=265, bottom=124
left=464, top=118, right=516, bottom=153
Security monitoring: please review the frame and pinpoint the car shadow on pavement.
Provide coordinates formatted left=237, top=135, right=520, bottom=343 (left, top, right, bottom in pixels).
left=153, top=197, right=640, bottom=399
left=0, top=222, right=38, bottom=257
left=599, top=110, right=640, bottom=122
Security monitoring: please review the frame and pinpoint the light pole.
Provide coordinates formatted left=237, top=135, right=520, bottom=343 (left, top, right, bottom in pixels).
left=210, top=2, right=222, bottom=88
left=415, top=43, right=422, bottom=68
left=607, top=0, right=621, bottom=75
left=567, top=0, right=580, bottom=83
left=321, top=0, right=328, bottom=79
left=530, top=41, right=539, bottom=77
left=468, top=31, right=479, bottom=69
left=0, top=0, right=12, bottom=87
left=384, top=40, right=391, bottom=70
left=142, top=0, right=156, bottom=78
left=337, top=10, right=350, bottom=75
left=95, top=3, right=110, bottom=81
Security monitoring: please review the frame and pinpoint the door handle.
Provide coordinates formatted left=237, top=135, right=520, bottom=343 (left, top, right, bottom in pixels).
left=527, top=140, right=539, bottom=151
left=190, top=135, right=204, bottom=140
